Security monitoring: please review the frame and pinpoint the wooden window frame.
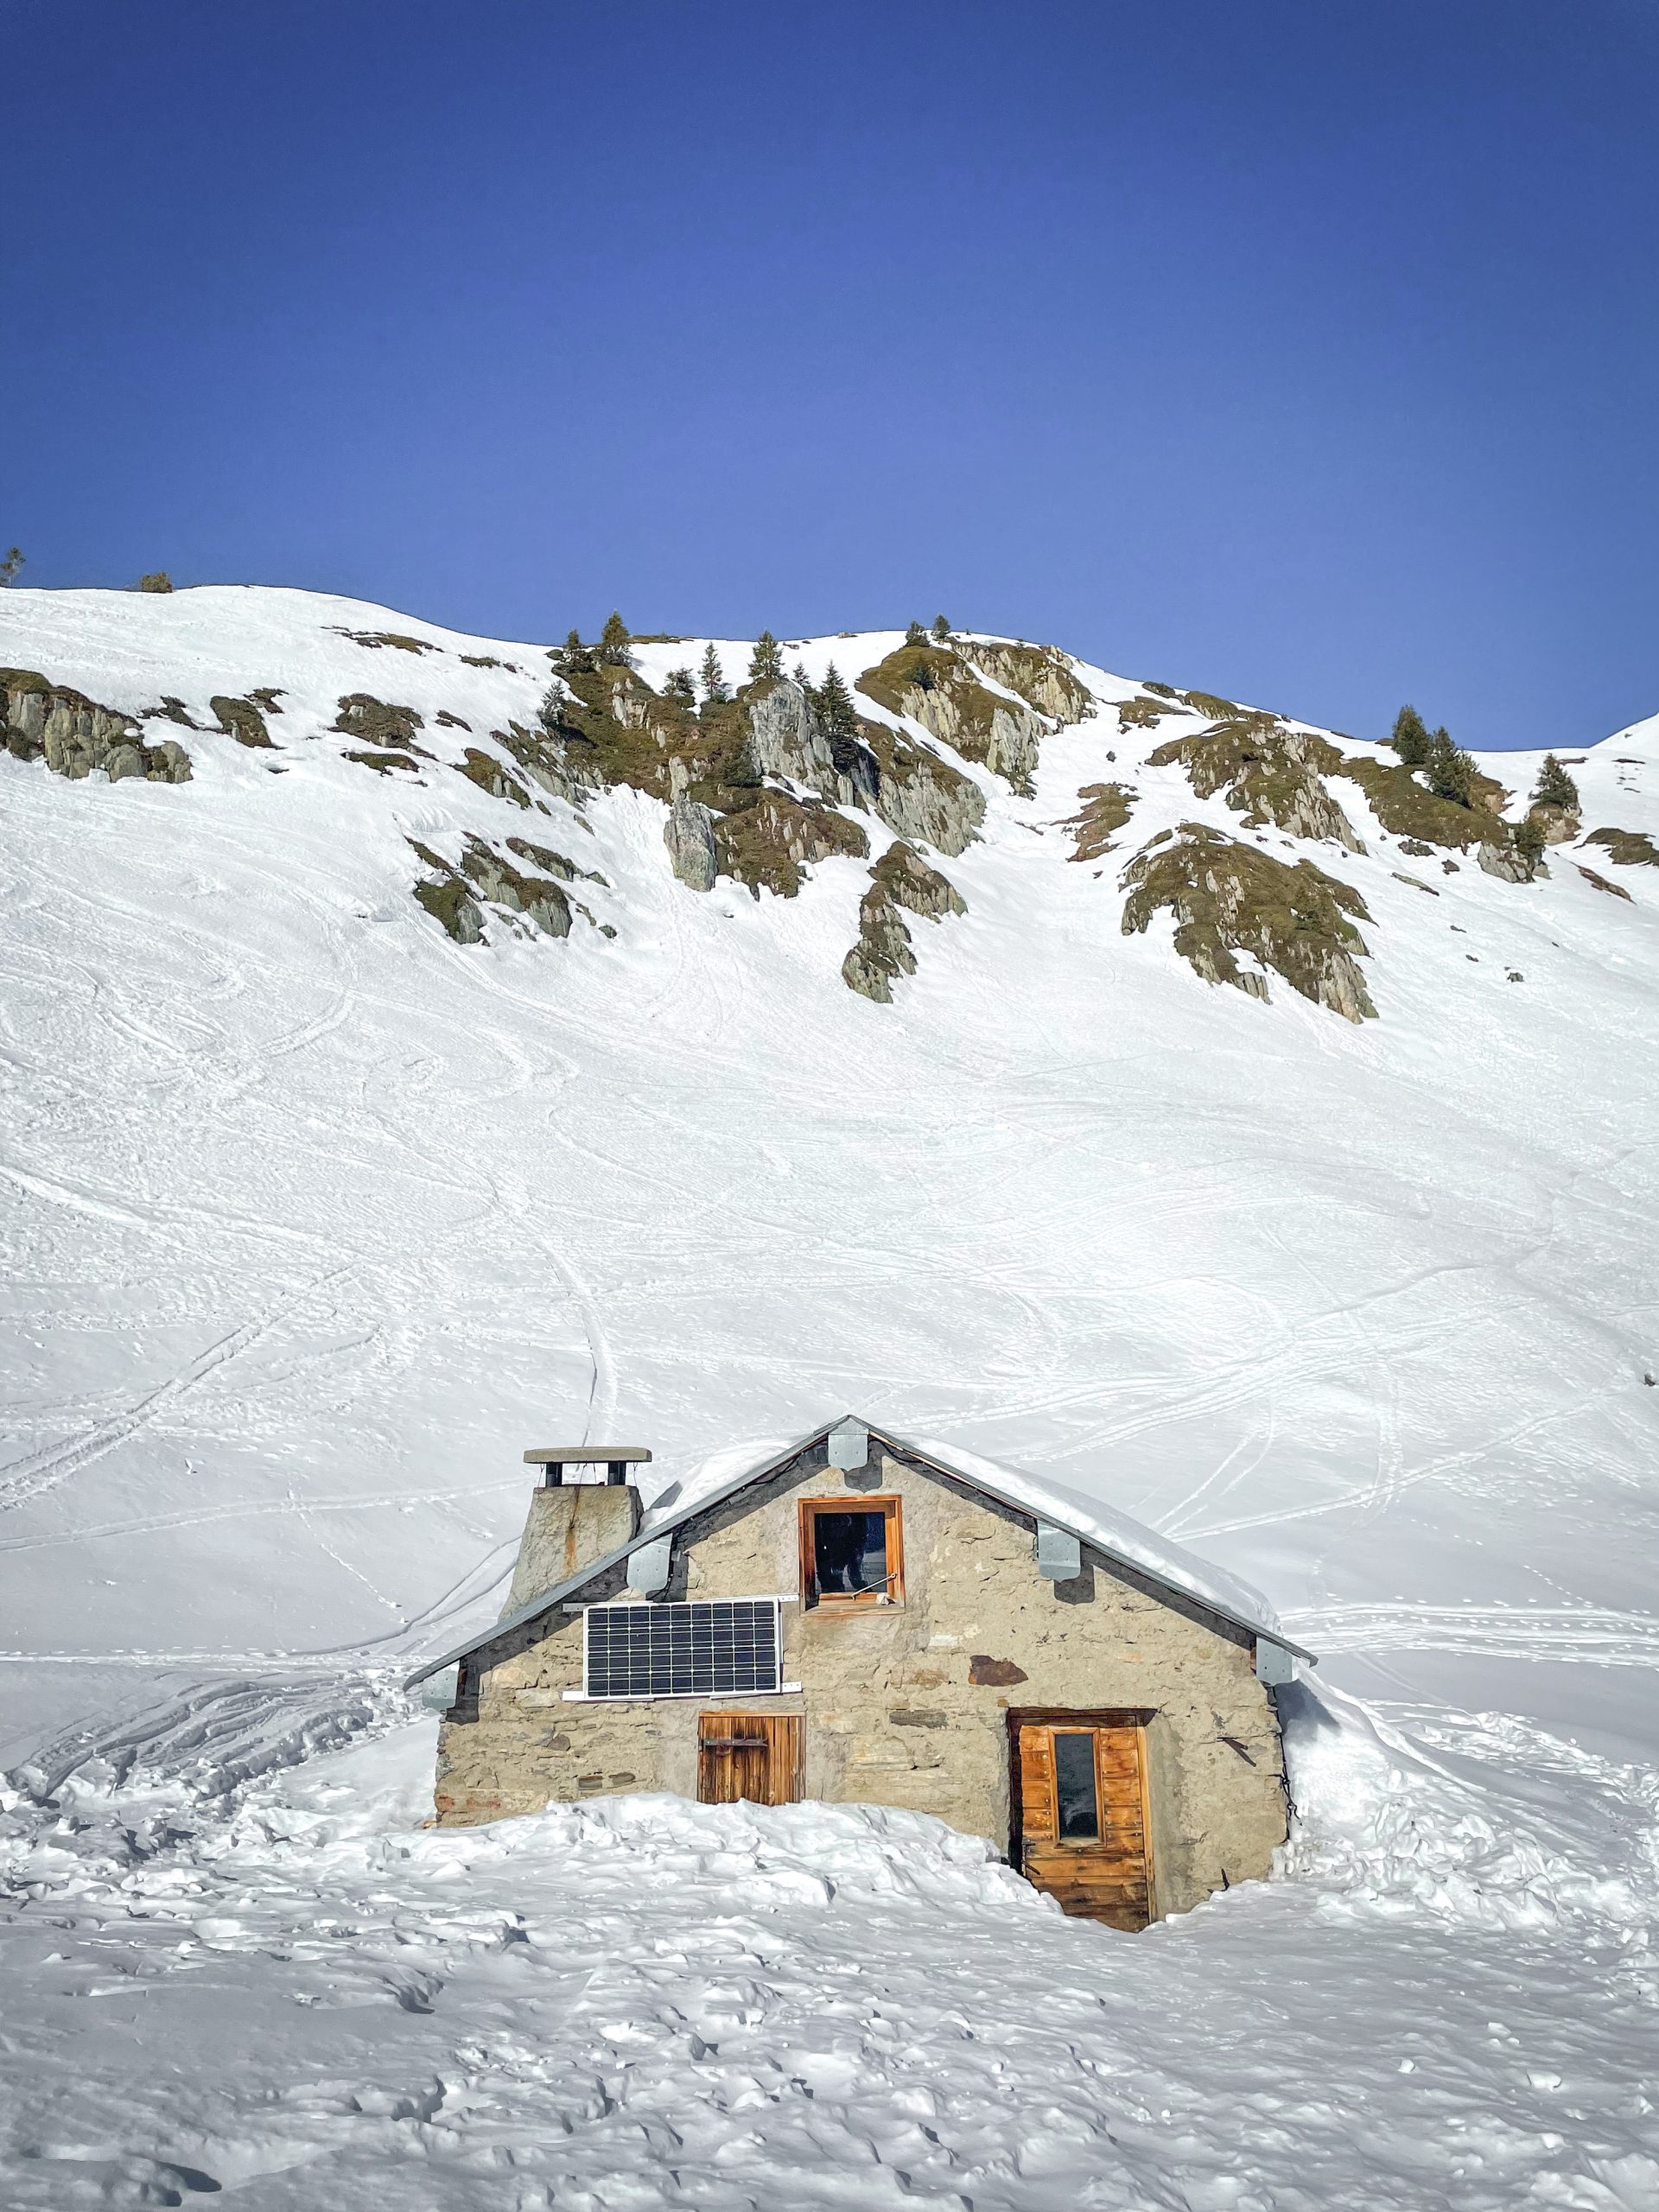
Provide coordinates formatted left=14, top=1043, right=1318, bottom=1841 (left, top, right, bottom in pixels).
left=798, top=1494, right=905, bottom=1609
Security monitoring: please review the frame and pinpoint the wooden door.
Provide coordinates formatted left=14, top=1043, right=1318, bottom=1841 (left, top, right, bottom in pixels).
left=696, top=1713, right=804, bottom=1807
left=1014, top=1719, right=1153, bottom=1929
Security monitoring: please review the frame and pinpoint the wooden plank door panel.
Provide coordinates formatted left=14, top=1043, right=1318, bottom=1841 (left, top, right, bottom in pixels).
left=696, top=1714, right=804, bottom=1807
left=1014, top=1720, right=1153, bottom=1930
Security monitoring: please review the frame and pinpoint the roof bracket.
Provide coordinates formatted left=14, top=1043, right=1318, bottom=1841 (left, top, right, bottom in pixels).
left=1035, top=1522, right=1082, bottom=1581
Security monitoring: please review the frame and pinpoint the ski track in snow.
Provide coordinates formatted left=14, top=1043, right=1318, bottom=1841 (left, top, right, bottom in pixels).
left=0, top=592, right=1656, bottom=2206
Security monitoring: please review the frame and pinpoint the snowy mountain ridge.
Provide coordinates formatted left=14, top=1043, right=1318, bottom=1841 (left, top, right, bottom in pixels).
left=2, top=583, right=1657, bottom=2207
left=5, top=584, right=1654, bottom=1025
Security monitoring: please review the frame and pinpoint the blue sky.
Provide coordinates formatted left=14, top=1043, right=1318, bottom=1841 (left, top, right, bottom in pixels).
left=4, top=0, right=1655, bottom=749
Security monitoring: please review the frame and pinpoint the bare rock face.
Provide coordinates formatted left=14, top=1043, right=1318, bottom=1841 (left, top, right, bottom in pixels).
left=1528, top=799, right=1580, bottom=848
left=746, top=678, right=862, bottom=799
left=745, top=677, right=983, bottom=858
left=1, top=668, right=192, bottom=784
left=859, top=646, right=1047, bottom=797
left=1478, top=841, right=1546, bottom=885
left=963, top=640, right=1095, bottom=727
left=408, top=835, right=574, bottom=943
left=842, top=842, right=967, bottom=1004
left=1119, top=822, right=1376, bottom=1023
left=1151, top=717, right=1363, bottom=852
left=664, top=796, right=719, bottom=892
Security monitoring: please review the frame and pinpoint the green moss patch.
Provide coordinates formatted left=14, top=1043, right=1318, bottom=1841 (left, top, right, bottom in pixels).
left=1066, top=782, right=1138, bottom=861
left=1584, top=827, right=1659, bottom=868
left=1119, top=822, right=1376, bottom=1022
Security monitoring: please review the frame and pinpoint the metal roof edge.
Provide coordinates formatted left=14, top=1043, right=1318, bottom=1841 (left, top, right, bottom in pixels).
left=401, top=1413, right=1315, bottom=1690
left=401, top=1417, right=846, bottom=1690
left=874, top=1426, right=1318, bottom=1665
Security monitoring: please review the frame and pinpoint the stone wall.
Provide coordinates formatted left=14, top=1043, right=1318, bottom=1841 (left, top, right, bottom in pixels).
left=433, top=1440, right=1289, bottom=1916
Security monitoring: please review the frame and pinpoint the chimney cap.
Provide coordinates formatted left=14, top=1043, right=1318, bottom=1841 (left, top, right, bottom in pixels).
left=523, top=1445, right=652, bottom=1465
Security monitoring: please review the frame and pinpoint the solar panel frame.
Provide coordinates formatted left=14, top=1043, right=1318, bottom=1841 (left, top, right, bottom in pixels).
left=582, top=1598, right=784, bottom=1700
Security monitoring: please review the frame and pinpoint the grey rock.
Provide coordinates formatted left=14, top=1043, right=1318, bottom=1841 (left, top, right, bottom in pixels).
left=664, top=796, right=718, bottom=892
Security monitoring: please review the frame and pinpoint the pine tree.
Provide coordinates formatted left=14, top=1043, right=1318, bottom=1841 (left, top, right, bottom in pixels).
left=1390, top=704, right=1430, bottom=766
left=792, top=660, right=810, bottom=689
left=931, top=614, right=950, bottom=640
left=664, top=667, right=696, bottom=705
left=1513, top=814, right=1548, bottom=868
left=748, top=631, right=783, bottom=683
left=814, top=664, right=857, bottom=741
left=0, top=546, right=23, bottom=587
left=598, top=611, right=633, bottom=669
left=1532, top=753, right=1580, bottom=811
left=1423, top=726, right=1476, bottom=807
left=905, top=620, right=928, bottom=649
left=700, top=643, right=728, bottom=704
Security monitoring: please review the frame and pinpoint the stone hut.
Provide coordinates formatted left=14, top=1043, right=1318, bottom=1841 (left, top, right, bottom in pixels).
left=407, top=1417, right=1313, bottom=1929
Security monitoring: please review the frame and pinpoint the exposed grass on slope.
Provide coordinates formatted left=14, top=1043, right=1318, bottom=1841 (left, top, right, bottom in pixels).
left=1065, top=782, right=1138, bottom=862
left=1120, top=823, right=1376, bottom=1022
left=1150, top=719, right=1363, bottom=851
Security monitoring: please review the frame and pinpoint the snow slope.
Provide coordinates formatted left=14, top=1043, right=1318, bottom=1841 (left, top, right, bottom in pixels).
left=1, top=586, right=1656, bottom=2206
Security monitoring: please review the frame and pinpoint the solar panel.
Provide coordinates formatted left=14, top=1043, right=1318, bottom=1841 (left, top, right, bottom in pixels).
left=582, top=1599, right=783, bottom=1700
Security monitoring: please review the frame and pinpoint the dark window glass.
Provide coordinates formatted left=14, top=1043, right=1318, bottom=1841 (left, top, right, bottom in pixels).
left=1054, top=1732, right=1099, bottom=1840
left=812, top=1510, right=888, bottom=1597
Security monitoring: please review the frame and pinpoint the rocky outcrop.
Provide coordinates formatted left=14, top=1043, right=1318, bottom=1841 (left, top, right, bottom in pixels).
left=1119, top=823, right=1376, bottom=1022
left=334, top=694, right=428, bottom=752
left=1584, top=827, right=1659, bottom=868
left=1478, top=842, right=1547, bottom=884
left=715, top=788, right=868, bottom=899
left=1335, top=755, right=1510, bottom=852
left=1528, top=799, right=1580, bottom=848
left=1065, top=782, right=1137, bottom=862
left=1, top=668, right=191, bottom=784
left=963, top=641, right=1094, bottom=727
left=409, top=836, right=573, bottom=944
left=747, top=678, right=876, bottom=809
left=211, top=696, right=275, bottom=749
left=1151, top=718, right=1363, bottom=851
left=456, top=747, right=532, bottom=807
left=842, top=842, right=966, bottom=1004
left=745, top=677, right=983, bottom=858
left=664, top=796, right=719, bottom=891
left=1579, top=865, right=1633, bottom=901
left=859, top=645, right=1047, bottom=796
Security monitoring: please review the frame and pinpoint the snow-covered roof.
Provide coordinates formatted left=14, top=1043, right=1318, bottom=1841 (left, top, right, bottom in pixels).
left=403, top=1417, right=1314, bottom=1688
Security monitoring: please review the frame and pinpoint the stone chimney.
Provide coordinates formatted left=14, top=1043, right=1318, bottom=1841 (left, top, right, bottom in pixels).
left=502, top=1446, right=651, bottom=1616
